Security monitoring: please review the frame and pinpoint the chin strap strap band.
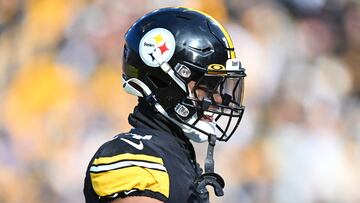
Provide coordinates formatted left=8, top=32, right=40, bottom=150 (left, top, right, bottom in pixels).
left=205, top=134, right=216, bottom=173
left=195, top=134, right=225, bottom=200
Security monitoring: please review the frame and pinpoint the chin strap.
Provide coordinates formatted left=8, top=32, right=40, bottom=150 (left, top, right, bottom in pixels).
left=195, top=134, right=225, bottom=199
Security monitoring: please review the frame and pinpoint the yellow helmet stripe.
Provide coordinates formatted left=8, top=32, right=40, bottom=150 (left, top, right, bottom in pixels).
left=182, top=7, right=236, bottom=59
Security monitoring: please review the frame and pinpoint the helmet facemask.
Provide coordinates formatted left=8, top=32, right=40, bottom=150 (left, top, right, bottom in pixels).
left=123, top=61, right=246, bottom=143
left=173, top=71, right=245, bottom=142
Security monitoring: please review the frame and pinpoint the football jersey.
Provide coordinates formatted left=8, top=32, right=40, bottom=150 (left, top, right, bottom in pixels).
left=84, top=107, right=209, bottom=202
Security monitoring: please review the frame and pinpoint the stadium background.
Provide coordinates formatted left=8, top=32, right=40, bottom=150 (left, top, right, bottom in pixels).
left=0, top=0, right=359, bottom=202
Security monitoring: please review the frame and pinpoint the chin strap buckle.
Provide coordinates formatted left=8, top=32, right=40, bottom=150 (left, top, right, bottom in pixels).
left=195, top=134, right=225, bottom=197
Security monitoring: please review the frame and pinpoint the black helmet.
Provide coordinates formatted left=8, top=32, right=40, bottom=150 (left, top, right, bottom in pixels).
left=122, top=7, right=246, bottom=142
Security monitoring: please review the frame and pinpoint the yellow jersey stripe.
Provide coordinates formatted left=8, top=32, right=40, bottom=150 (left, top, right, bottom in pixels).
left=90, top=166, right=170, bottom=197
left=93, top=153, right=163, bottom=166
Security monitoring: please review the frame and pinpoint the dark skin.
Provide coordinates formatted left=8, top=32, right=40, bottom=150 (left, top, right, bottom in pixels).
left=188, top=80, right=223, bottom=105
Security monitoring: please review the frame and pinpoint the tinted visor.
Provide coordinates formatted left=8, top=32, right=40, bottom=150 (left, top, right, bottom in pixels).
left=185, top=73, right=245, bottom=141
left=193, top=74, right=245, bottom=114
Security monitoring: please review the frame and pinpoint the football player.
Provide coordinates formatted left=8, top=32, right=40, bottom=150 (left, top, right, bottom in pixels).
left=84, top=7, right=246, bottom=203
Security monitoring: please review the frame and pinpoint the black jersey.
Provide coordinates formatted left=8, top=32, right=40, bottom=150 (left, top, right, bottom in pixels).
left=84, top=104, right=209, bottom=202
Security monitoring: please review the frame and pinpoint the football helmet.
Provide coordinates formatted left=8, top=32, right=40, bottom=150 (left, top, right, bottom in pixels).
left=122, top=7, right=246, bottom=142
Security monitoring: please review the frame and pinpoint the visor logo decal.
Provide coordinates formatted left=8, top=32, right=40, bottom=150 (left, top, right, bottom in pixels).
left=208, top=64, right=225, bottom=71
left=208, top=64, right=226, bottom=74
left=139, top=28, right=176, bottom=67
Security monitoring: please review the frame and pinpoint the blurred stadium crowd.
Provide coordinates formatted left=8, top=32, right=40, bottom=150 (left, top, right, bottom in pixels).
left=0, top=0, right=359, bottom=202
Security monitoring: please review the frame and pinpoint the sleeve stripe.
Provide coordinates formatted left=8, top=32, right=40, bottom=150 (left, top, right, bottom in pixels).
left=90, top=166, right=170, bottom=197
left=92, top=159, right=160, bottom=167
left=90, top=160, right=167, bottom=173
left=93, top=153, right=163, bottom=165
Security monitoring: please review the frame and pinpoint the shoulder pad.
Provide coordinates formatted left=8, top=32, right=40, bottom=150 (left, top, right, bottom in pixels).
left=88, top=132, right=169, bottom=200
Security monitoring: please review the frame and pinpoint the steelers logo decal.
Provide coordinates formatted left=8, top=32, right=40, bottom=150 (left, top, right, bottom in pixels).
left=139, top=28, right=176, bottom=67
